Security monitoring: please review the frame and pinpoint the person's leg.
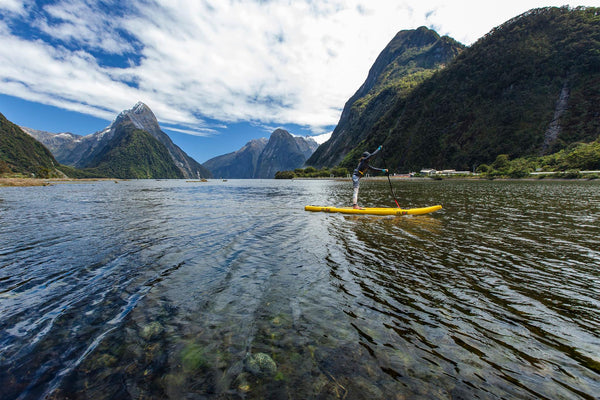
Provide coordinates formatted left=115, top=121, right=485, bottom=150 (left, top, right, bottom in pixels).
left=352, top=175, right=360, bottom=208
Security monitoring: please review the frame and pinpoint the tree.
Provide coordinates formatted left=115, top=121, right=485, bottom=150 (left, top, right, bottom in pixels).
left=492, top=154, right=510, bottom=172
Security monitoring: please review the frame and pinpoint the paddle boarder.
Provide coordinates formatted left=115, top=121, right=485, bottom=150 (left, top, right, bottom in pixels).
left=352, top=146, right=388, bottom=209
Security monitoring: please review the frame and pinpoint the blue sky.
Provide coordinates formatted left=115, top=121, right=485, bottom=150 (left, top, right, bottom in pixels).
left=1, top=0, right=597, bottom=163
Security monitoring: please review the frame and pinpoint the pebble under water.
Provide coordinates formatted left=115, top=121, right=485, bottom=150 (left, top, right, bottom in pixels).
left=1, top=179, right=599, bottom=399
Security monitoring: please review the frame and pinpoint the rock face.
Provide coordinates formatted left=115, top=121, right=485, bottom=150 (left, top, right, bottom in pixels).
left=24, top=126, right=111, bottom=168
left=255, top=129, right=318, bottom=179
left=19, top=127, right=82, bottom=163
left=203, top=138, right=268, bottom=179
left=114, top=103, right=210, bottom=179
left=309, top=7, right=600, bottom=172
left=24, top=102, right=210, bottom=179
left=203, top=129, right=318, bottom=178
left=542, top=80, right=570, bottom=155
left=84, top=120, right=185, bottom=179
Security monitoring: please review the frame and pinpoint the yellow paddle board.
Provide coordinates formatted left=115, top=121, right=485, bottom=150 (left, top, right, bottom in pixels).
left=304, top=205, right=442, bottom=216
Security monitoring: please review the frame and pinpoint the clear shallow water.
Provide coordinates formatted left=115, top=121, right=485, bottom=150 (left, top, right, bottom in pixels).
left=1, top=179, right=599, bottom=399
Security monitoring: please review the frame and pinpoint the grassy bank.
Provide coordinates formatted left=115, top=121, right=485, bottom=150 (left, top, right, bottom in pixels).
left=0, top=177, right=121, bottom=187
left=0, top=178, right=52, bottom=187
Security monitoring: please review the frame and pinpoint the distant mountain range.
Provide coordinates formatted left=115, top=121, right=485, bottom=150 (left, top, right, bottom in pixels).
left=203, top=129, right=318, bottom=178
left=4, top=102, right=319, bottom=180
left=4, top=7, right=599, bottom=179
left=309, top=7, right=600, bottom=172
left=23, top=102, right=210, bottom=179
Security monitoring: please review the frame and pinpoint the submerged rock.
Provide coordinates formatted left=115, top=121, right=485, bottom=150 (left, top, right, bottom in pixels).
left=181, top=343, right=208, bottom=372
left=245, top=352, right=277, bottom=377
left=234, top=372, right=252, bottom=393
left=140, top=321, right=163, bottom=340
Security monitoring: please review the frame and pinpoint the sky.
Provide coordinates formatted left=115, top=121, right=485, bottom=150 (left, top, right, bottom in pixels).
left=1, top=0, right=597, bottom=163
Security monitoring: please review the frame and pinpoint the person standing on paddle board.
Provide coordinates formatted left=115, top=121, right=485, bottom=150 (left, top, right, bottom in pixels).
left=352, top=146, right=387, bottom=209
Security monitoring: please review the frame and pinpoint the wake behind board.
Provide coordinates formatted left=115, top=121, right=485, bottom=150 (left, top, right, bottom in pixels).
left=305, top=205, right=442, bottom=216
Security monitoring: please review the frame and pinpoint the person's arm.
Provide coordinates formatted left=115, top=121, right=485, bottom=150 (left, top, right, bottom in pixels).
left=366, top=145, right=387, bottom=173
left=367, top=145, right=382, bottom=160
left=368, top=165, right=388, bottom=174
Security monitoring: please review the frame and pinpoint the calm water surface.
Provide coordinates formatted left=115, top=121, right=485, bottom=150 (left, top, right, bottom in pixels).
left=0, top=179, right=599, bottom=399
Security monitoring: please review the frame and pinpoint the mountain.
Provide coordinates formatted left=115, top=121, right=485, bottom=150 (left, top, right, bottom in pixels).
left=307, top=26, right=465, bottom=168
left=25, top=102, right=210, bottom=179
left=332, top=7, right=600, bottom=172
left=255, top=129, right=318, bottom=178
left=113, top=103, right=210, bottom=178
left=203, top=129, right=318, bottom=178
left=19, top=127, right=82, bottom=163
left=0, top=112, right=63, bottom=178
left=85, top=120, right=183, bottom=179
left=203, top=138, right=268, bottom=178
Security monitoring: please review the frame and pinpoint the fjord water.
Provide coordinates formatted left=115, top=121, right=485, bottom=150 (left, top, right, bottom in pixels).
left=1, top=179, right=599, bottom=399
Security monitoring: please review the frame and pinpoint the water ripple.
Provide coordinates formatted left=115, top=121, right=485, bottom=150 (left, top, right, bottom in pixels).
left=0, top=179, right=599, bottom=399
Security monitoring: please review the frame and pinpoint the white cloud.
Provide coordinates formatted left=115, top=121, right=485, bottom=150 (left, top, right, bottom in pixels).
left=162, top=126, right=217, bottom=137
left=415, top=1, right=584, bottom=45
left=295, top=131, right=332, bottom=144
left=35, top=0, right=135, bottom=54
left=1, top=0, right=599, bottom=136
left=0, top=0, right=28, bottom=14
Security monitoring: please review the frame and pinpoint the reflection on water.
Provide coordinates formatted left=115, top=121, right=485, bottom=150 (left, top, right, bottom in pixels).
left=1, top=179, right=599, bottom=399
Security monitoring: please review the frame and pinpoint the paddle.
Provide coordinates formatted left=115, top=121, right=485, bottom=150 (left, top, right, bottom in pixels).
left=380, top=149, right=401, bottom=208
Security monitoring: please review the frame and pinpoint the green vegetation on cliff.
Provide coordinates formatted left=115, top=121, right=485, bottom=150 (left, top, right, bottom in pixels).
left=538, top=139, right=600, bottom=171
left=0, top=112, right=63, bottom=178
left=330, top=7, right=600, bottom=173
left=307, top=27, right=465, bottom=168
left=274, top=166, right=349, bottom=179
left=86, top=122, right=184, bottom=179
left=477, top=138, right=600, bottom=178
left=1, top=111, right=185, bottom=180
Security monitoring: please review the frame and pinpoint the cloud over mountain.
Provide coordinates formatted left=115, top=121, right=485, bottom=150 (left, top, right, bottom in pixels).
left=1, top=0, right=597, bottom=138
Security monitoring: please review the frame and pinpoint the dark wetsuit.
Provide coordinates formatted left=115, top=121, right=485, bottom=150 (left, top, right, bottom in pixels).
left=352, top=147, right=384, bottom=205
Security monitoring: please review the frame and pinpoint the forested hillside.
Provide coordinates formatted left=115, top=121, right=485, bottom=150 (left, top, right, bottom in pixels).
left=23, top=102, right=210, bottom=179
left=0, top=112, right=63, bottom=178
left=307, top=27, right=464, bottom=167
left=334, top=7, right=600, bottom=172
left=85, top=121, right=184, bottom=179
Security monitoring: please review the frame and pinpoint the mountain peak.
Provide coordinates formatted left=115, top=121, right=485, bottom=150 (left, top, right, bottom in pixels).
left=113, top=102, right=160, bottom=136
left=132, top=101, right=151, bottom=114
left=333, top=6, right=600, bottom=172
left=203, top=129, right=318, bottom=178
left=391, top=26, right=440, bottom=49
left=271, top=128, right=291, bottom=138
left=307, top=26, right=465, bottom=167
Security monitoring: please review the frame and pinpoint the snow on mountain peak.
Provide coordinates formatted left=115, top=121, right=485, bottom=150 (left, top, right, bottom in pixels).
left=132, top=101, right=150, bottom=114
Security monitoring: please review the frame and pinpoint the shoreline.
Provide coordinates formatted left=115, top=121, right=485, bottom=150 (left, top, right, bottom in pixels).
left=2, top=175, right=597, bottom=187
left=291, top=175, right=599, bottom=182
left=0, top=178, right=121, bottom=187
